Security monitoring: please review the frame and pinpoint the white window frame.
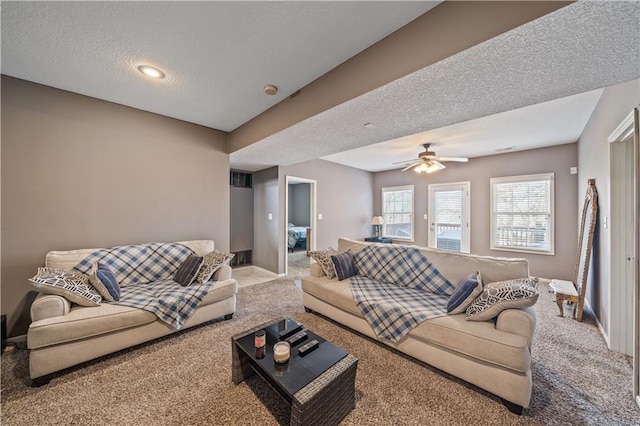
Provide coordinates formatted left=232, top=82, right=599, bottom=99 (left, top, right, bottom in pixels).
left=428, top=181, right=471, bottom=253
left=382, top=185, right=414, bottom=241
left=490, top=173, right=555, bottom=255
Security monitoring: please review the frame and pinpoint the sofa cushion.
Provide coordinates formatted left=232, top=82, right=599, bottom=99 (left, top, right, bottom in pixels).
left=89, top=262, right=121, bottom=302
left=174, top=255, right=204, bottom=286
left=408, top=314, right=531, bottom=373
left=195, top=250, right=235, bottom=283
left=199, top=279, right=238, bottom=306
left=310, top=248, right=338, bottom=279
left=331, top=250, right=357, bottom=281
left=29, top=267, right=102, bottom=307
left=447, top=272, right=483, bottom=314
left=466, top=277, right=539, bottom=321
left=28, top=303, right=157, bottom=349
left=302, top=276, right=361, bottom=316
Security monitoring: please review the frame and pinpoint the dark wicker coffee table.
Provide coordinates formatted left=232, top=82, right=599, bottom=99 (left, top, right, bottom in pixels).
left=232, top=317, right=358, bottom=426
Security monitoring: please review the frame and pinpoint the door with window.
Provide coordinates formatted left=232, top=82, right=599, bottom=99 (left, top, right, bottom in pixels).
left=428, top=182, right=470, bottom=253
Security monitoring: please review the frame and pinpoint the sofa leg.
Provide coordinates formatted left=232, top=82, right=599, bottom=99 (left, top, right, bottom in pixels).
left=224, top=313, right=234, bottom=320
left=31, top=375, right=52, bottom=387
left=304, top=306, right=313, bottom=313
left=501, top=398, right=524, bottom=415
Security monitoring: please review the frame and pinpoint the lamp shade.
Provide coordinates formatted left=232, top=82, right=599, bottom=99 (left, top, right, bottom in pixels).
left=371, top=216, right=384, bottom=225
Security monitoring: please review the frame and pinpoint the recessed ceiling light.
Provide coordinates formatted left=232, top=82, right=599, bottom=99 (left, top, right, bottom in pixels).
left=137, top=65, right=165, bottom=79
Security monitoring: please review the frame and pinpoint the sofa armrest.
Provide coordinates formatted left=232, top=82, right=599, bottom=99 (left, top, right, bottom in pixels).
left=213, top=264, right=232, bottom=281
left=310, top=262, right=325, bottom=278
left=495, top=306, right=537, bottom=349
left=31, top=293, right=71, bottom=322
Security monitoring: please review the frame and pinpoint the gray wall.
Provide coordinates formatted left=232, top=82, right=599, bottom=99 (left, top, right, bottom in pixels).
left=281, top=160, right=373, bottom=272
left=253, top=160, right=373, bottom=275
left=1, top=76, right=230, bottom=336
left=252, top=167, right=280, bottom=272
left=373, top=143, right=579, bottom=281
left=577, top=78, right=640, bottom=335
left=230, top=186, right=254, bottom=253
left=288, top=183, right=311, bottom=226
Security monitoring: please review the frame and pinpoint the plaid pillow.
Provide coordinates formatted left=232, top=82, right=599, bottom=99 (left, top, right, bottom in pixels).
left=310, top=248, right=338, bottom=279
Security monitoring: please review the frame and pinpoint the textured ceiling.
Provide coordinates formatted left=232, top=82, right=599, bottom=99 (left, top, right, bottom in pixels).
left=1, top=1, right=438, bottom=132
left=230, top=1, right=640, bottom=172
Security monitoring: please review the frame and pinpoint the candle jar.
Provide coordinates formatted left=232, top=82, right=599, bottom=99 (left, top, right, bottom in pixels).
left=273, top=341, right=290, bottom=363
left=255, top=330, right=266, bottom=359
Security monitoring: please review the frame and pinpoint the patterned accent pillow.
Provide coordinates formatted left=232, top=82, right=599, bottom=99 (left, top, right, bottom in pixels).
left=447, top=272, right=483, bottom=314
left=331, top=250, right=357, bottom=281
left=465, top=277, right=539, bottom=321
left=309, top=248, right=338, bottom=279
left=195, top=250, right=235, bottom=283
left=29, top=267, right=102, bottom=306
left=89, top=262, right=121, bottom=302
left=173, top=255, right=204, bottom=287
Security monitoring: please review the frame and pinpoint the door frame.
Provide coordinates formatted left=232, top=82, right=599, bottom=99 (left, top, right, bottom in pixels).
left=607, top=107, right=639, bottom=406
left=284, top=176, right=317, bottom=276
left=427, top=181, right=471, bottom=253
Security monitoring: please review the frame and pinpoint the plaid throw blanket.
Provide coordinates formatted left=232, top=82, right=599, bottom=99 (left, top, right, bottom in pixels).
left=351, top=276, right=450, bottom=342
left=73, top=242, right=195, bottom=287
left=351, top=245, right=455, bottom=342
left=114, top=279, right=217, bottom=329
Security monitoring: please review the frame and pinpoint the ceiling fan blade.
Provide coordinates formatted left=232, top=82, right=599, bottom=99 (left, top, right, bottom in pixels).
left=401, top=161, right=423, bottom=172
left=435, top=157, right=468, bottom=163
left=392, top=159, right=418, bottom=165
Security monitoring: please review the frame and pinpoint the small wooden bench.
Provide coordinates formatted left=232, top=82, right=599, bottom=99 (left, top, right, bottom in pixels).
left=549, top=279, right=582, bottom=321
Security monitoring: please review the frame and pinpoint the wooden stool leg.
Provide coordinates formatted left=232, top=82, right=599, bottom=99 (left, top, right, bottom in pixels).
left=555, top=297, right=564, bottom=317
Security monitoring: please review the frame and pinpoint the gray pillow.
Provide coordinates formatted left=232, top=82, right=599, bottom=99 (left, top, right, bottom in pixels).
left=465, top=277, right=539, bottom=321
left=195, top=250, right=235, bottom=283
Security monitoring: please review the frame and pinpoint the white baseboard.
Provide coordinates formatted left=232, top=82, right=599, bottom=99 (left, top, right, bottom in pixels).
left=6, top=334, right=28, bottom=349
left=584, top=298, right=610, bottom=348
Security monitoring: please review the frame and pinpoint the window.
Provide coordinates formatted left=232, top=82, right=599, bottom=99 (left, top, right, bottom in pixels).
left=490, top=173, right=554, bottom=254
left=428, top=182, right=470, bottom=253
left=382, top=185, right=414, bottom=240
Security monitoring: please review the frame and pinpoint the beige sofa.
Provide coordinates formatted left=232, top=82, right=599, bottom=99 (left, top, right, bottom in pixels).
left=28, top=240, right=237, bottom=386
left=302, top=238, right=536, bottom=414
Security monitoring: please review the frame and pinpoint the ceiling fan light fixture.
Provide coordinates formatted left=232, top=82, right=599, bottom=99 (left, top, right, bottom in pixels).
left=414, top=161, right=445, bottom=174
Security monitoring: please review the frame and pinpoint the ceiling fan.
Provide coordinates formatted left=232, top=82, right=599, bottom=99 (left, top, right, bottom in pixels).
left=396, top=143, right=468, bottom=173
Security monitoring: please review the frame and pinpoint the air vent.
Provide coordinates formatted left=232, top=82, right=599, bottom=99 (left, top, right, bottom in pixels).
left=289, top=90, right=301, bottom=99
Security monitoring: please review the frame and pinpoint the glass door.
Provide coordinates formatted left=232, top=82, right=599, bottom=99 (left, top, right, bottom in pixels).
left=428, top=182, right=470, bottom=253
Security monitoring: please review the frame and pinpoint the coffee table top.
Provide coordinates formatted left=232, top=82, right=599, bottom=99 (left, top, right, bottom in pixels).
left=233, top=318, right=348, bottom=401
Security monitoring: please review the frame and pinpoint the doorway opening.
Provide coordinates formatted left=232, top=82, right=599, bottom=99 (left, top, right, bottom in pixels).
left=285, top=176, right=317, bottom=278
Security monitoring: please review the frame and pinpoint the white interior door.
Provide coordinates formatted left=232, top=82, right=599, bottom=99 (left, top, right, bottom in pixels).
left=428, top=182, right=470, bottom=253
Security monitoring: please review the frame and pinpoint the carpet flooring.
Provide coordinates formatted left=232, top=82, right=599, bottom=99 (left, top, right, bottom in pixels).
left=287, top=249, right=310, bottom=279
left=2, top=279, right=639, bottom=425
